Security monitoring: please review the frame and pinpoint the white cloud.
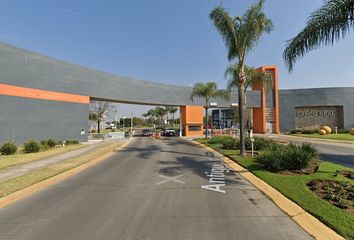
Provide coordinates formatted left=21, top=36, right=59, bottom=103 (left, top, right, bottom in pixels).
left=62, top=8, right=83, bottom=17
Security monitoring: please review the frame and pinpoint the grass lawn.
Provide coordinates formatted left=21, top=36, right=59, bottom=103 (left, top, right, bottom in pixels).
left=0, top=145, right=84, bottom=171
left=196, top=138, right=354, bottom=240
left=0, top=141, right=123, bottom=199
left=293, top=133, right=354, bottom=141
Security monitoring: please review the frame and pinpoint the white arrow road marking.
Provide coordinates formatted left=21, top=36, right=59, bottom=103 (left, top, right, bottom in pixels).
left=156, top=174, right=185, bottom=185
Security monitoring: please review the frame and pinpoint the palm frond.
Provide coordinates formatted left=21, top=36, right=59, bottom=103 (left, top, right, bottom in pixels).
left=283, top=0, right=354, bottom=72
left=210, top=7, right=239, bottom=61
left=190, top=82, right=229, bottom=105
left=213, top=89, right=231, bottom=101
left=224, top=64, right=272, bottom=92
left=224, top=64, right=239, bottom=90
left=239, top=0, right=273, bottom=56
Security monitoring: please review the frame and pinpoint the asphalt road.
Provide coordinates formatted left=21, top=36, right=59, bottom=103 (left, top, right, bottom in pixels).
left=0, top=136, right=312, bottom=240
left=267, top=135, right=354, bottom=168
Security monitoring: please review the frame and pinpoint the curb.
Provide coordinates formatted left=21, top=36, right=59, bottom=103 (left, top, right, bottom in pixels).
left=192, top=140, right=345, bottom=240
left=0, top=138, right=132, bottom=209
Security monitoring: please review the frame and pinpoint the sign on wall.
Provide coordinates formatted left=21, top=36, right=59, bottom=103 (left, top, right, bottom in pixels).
left=295, top=106, right=344, bottom=129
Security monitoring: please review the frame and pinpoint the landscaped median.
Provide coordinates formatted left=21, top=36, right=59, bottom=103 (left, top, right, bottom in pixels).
left=0, top=140, right=129, bottom=207
left=292, top=133, right=354, bottom=142
left=195, top=136, right=354, bottom=240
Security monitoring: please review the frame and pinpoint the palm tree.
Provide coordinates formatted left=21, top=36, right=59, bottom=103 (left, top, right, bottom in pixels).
left=89, top=113, right=99, bottom=132
left=190, top=82, right=230, bottom=139
left=169, top=107, right=178, bottom=126
left=154, top=107, right=168, bottom=126
left=225, top=64, right=273, bottom=97
left=225, top=64, right=272, bottom=131
left=283, top=0, right=354, bottom=71
left=210, top=0, right=273, bottom=155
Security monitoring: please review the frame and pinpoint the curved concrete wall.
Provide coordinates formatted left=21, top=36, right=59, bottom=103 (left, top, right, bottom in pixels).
left=0, top=42, right=261, bottom=107
left=0, top=42, right=353, bottom=143
left=278, top=88, right=354, bottom=131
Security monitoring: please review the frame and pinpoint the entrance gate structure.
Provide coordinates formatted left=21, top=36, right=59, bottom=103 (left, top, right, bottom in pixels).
left=0, top=42, right=279, bottom=143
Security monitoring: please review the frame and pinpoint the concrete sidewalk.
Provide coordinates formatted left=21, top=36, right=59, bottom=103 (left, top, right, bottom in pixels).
left=0, top=139, right=128, bottom=182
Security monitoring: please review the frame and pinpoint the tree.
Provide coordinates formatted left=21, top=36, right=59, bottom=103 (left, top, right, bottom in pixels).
left=164, top=106, right=178, bottom=126
left=210, top=0, right=273, bottom=155
left=143, top=107, right=169, bottom=127
left=154, top=107, right=168, bottom=126
left=225, top=64, right=273, bottom=104
left=190, top=82, right=230, bottom=138
left=283, top=0, right=354, bottom=72
left=89, top=101, right=111, bottom=133
left=169, top=107, right=178, bottom=126
left=226, top=64, right=272, bottom=130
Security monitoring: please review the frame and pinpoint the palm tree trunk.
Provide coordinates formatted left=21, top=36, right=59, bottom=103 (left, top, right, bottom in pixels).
left=205, top=107, right=209, bottom=139
left=172, top=113, right=175, bottom=127
left=239, top=66, right=246, bottom=156
left=238, top=85, right=246, bottom=155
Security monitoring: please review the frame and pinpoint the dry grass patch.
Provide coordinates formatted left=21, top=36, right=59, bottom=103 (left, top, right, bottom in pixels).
left=0, top=145, right=84, bottom=170
left=0, top=142, right=123, bottom=198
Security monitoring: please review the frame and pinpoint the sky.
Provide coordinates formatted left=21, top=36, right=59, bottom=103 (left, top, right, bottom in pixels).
left=0, top=0, right=353, bottom=119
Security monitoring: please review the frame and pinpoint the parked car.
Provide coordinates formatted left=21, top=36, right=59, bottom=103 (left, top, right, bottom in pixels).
left=141, top=129, right=152, bottom=136
left=163, top=128, right=176, bottom=137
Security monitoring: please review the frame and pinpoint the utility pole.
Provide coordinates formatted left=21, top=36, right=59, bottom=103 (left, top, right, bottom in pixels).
left=115, top=109, right=118, bottom=132
left=123, top=115, right=126, bottom=132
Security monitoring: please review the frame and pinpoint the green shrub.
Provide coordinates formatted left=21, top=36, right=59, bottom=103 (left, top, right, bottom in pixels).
left=222, top=138, right=240, bottom=150
left=209, top=135, right=233, bottom=145
left=23, top=140, right=40, bottom=153
left=337, top=129, right=349, bottom=134
left=290, top=129, right=302, bottom=134
left=65, top=140, right=80, bottom=145
left=256, top=143, right=318, bottom=172
left=245, top=137, right=275, bottom=151
left=289, top=129, right=319, bottom=134
left=40, top=138, right=57, bottom=149
left=216, top=136, right=275, bottom=151
left=302, top=129, right=319, bottom=134
left=0, top=141, right=17, bottom=155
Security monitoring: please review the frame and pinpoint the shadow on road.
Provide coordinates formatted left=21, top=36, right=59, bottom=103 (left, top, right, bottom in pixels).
left=118, top=144, right=162, bottom=160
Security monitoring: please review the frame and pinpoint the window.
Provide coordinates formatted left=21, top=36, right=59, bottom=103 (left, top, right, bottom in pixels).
left=188, top=125, right=201, bottom=131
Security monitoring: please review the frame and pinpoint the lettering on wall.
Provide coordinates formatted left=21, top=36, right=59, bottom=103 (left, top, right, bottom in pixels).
left=295, top=106, right=344, bottom=129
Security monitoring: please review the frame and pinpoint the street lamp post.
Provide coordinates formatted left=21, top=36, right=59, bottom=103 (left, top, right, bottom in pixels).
left=230, top=103, right=239, bottom=137
left=206, top=102, right=217, bottom=138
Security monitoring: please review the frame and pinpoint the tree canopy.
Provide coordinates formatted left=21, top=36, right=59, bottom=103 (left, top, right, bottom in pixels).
left=283, top=0, right=354, bottom=71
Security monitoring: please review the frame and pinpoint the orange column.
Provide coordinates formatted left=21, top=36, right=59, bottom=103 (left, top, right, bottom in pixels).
left=252, top=66, right=267, bottom=134
left=252, top=66, right=279, bottom=134
left=273, top=67, right=280, bottom=134
left=180, top=106, right=204, bottom=137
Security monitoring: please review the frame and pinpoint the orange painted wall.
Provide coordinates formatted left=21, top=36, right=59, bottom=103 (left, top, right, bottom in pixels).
left=252, top=107, right=265, bottom=133
left=180, top=105, right=204, bottom=136
left=0, top=83, right=89, bottom=104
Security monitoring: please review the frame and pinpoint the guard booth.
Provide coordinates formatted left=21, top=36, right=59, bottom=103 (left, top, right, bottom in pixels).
left=180, top=106, right=204, bottom=137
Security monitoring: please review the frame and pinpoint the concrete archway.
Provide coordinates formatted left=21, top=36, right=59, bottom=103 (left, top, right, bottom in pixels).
left=0, top=42, right=278, bottom=143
